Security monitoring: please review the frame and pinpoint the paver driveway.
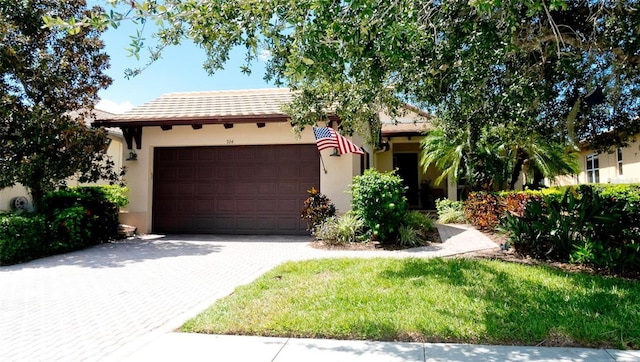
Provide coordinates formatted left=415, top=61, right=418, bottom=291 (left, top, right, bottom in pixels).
left=0, top=226, right=497, bottom=361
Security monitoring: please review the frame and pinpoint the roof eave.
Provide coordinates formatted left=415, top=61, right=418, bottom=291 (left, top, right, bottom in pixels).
left=93, top=114, right=292, bottom=128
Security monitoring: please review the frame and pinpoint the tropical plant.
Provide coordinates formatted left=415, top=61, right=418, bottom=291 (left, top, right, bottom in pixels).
left=397, top=225, right=423, bottom=248
left=435, top=199, right=467, bottom=224
left=301, top=187, right=336, bottom=232
left=501, top=185, right=640, bottom=274
left=404, top=211, right=436, bottom=236
left=422, top=123, right=580, bottom=192
left=314, top=213, right=365, bottom=246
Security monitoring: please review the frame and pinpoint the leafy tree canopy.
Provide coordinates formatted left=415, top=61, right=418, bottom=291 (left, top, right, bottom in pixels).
left=59, top=0, right=640, bottom=147
left=1, top=0, right=120, bottom=208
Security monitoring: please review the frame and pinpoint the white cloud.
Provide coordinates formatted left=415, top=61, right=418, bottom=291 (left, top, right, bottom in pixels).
left=96, top=99, right=134, bottom=114
left=259, top=49, right=272, bottom=62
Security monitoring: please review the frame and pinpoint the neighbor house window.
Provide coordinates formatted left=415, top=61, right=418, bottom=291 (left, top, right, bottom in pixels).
left=586, top=153, right=599, bottom=183
left=617, top=148, right=623, bottom=176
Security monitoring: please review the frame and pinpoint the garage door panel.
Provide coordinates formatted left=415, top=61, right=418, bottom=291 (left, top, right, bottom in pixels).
left=255, top=199, right=274, bottom=212
left=237, top=167, right=255, bottom=179
left=197, top=166, right=215, bottom=179
left=216, top=198, right=236, bottom=212
left=236, top=199, right=256, bottom=212
left=177, top=149, right=195, bottom=161
left=215, top=217, right=236, bottom=231
left=278, top=182, right=303, bottom=194
left=195, top=184, right=214, bottom=197
left=277, top=217, right=302, bottom=232
left=153, top=145, right=319, bottom=234
left=278, top=198, right=299, bottom=212
left=194, top=199, right=215, bottom=212
left=155, top=168, right=177, bottom=181
left=197, top=148, right=215, bottom=160
left=215, top=166, right=235, bottom=179
left=256, top=166, right=277, bottom=179
left=257, top=183, right=277, bottom=194
left=236, top=217, right=257, bottom=231
left=235, top=182, right=256, bottom=195
left=215, top=184, right=235, bottom=195
left=279, top=167, right=300, bottom=179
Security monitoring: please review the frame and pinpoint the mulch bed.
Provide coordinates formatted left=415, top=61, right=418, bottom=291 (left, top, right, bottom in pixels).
left=310, top=231, right=442, bottom=251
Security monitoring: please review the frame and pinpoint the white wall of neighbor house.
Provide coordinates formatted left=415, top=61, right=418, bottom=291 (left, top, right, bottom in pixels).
left=551, top=137, right=640, bottom=186
left=0, top=185, right=29, bottom=212
left=120, top=122, right=360, bottom=233
left=0, top=135, right=124, bottom=212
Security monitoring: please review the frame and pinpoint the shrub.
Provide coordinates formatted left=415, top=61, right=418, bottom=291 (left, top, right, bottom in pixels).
left=41, top=186, right=124, bottom=244
left=0, top=185, right=129, bottom=265
left=501, top=185, right=640, bottom=274
left=392, top=210, right=435, bottom=248
left=465, top=191, right=548, bottom=231
left=464, top=192, right=503, bottom=230
left=404, top=211, right=435, bottom=236
left=314, top=213, right=365, bottom=246
left=350, top=169, right=408, bottom=242
left=50, top=206, right=94, bottom=253
left=0, top=213, right=48, bottom=265
left=397, top=225, right=423, bottom=247
left=435, top=199, right=467, bottom=224
left=99, top=185, right=130, bottom=208
left=301, top=187, right=336, bottom=232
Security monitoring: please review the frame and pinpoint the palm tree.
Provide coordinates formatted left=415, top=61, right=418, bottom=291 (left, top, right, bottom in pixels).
left=421, top=125, right=579, bottom=192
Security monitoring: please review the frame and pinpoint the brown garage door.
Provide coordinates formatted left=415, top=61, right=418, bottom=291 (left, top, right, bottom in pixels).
left=152, top=145, right=320, bottom=235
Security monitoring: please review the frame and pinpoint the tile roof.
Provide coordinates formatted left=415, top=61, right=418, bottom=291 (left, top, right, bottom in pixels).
left=93, top=88, right=433, bottom=135
left=94, top=88, right=294, bottom=127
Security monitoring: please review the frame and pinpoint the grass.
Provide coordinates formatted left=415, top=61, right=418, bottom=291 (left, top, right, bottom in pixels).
left=181, top=258, right=640, bottom=349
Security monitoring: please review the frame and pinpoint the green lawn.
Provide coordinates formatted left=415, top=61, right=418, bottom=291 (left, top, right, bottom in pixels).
left=181, top=258, right=640, bottom=349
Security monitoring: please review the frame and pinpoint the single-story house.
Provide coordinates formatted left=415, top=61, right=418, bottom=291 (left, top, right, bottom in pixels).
left=93, top=88, right=460, bottom=235
left=552, top=133, right=640, bottom=186
left=0, top=109, right=124, bottom=212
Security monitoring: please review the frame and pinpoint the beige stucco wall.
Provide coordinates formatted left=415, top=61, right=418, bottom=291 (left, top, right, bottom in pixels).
left=120, top=122, right=361, bottom=233
left=0, top=134, right=124, bottom=212
left=552, top=137, right=640, bottom=186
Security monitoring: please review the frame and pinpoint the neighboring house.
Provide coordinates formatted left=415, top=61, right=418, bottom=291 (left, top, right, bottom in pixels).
left=0, top=109, right=125, bottom=212
left=93, top=88, right=458, bottom=235
left=552, top=135, right=640, bottom=186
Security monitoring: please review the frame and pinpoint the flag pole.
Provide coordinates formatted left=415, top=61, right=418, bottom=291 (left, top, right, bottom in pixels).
left=319, top=153, right=328, bottom=174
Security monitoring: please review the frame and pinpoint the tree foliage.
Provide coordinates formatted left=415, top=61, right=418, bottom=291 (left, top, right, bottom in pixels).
left=53, top=1, right=639, bottom=185
left=1, top=0, right=120, bottom=208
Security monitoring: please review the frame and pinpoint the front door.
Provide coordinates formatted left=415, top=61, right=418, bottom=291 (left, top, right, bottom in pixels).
left=393, top=153, right=419, bottom=208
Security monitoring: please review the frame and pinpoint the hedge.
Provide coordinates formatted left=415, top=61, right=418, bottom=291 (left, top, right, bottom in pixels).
left=0, top=185, right=128, bottom=265
left=466, top=184, right=640, bottom=274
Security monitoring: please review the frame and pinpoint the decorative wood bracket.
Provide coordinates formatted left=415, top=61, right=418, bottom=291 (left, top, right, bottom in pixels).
left=122, top=127, right=142, bottom=150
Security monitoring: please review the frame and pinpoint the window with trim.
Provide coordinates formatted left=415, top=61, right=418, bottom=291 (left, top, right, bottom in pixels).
left=586, top=153, right=599, bottom=183
left=617, top=148, right=623, bottom=176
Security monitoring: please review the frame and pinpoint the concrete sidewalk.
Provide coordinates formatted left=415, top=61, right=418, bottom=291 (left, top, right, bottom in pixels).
left=120, top=333, right=640, bottom=362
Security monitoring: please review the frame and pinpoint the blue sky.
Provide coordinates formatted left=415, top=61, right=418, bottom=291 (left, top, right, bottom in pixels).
left=97, top=18, right=273, bottom=114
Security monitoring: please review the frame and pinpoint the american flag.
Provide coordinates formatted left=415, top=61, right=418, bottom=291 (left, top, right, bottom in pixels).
left=313, top=127, right=364, bottom=155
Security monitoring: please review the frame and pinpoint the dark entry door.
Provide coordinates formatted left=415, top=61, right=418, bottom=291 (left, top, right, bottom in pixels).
left=394, top=153, right=419, bottom=208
